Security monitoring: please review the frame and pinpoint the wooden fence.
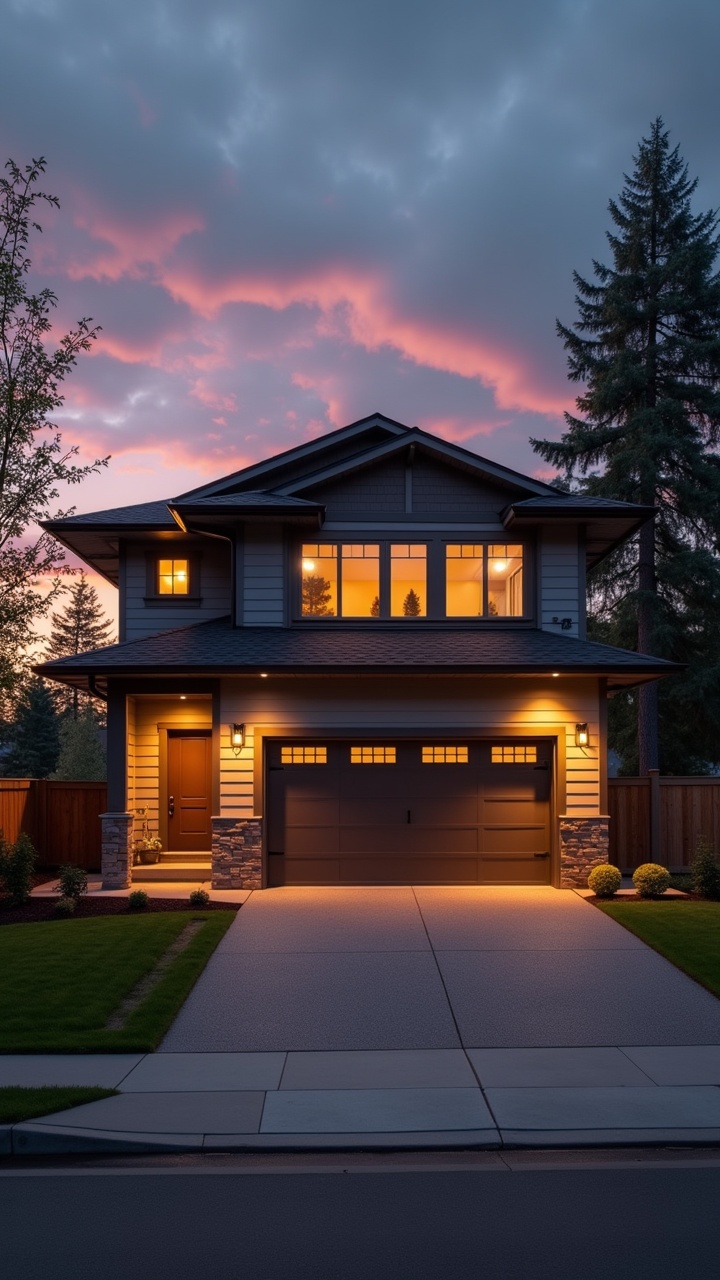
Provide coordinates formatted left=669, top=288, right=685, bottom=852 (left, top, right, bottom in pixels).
left=609, top=772, right=720, bottom=870
left=0, top=779, right=106, bottom=870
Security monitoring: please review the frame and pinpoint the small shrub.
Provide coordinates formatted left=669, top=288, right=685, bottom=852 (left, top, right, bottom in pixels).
left=189, top=889, right=210, bottom=907
left=127, top=890, right=149, bottom=912
left=58, top=864, right=88, bottom=901
left=54, top=896, right=76, bottom=918
left=690, top=836, right=720, bottom=900
left=668, top=874, right=692, bottom=893
left=632, top=862, right=671, bottom=898
left=0, top=832, right=38, bottom=906
left=587, top=863, right=622, bottom=898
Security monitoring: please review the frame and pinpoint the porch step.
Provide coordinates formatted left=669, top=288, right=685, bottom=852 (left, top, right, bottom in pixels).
left=133, top=862, right=211, bottom=883
left=160, top=851, right=212, bottom=864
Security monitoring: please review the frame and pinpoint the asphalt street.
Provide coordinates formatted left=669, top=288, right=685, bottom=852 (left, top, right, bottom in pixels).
left=2, top=1153, right=720, bottom=1279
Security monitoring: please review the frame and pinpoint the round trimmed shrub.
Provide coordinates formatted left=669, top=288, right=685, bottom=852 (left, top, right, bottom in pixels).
left=127, top=889, right=150, bottom=912
left=54, top=895, right=76, bottom=917
left=189, top=889, right=210, bottom=907
left=587, top=863, right=622, bottom=898
left=632, top=862, right=671, bottom=898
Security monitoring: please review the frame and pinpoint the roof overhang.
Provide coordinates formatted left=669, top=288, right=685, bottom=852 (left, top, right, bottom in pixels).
left=502, top=502, right=657, bottom=568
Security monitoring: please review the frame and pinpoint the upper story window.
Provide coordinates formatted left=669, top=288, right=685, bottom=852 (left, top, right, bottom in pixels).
left=158, top=558, right=190, bottom=595
left=300, top=541, right=526, bottom=620
left=446, top=543, right=523, bottom=618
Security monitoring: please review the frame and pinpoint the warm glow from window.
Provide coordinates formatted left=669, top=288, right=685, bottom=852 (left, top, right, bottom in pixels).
left=301, top=544, right=337, bottom=616
left=446, top=545, right=484, bottom=616
left=491, top=744, right=537, bottom=763
left=350, top=746, right=397, bottom=764
left=281, top=746, right=328, bottom=764
left=390, top=545, right=426, bottom=617
left=341, top=545, right=380, bottom=617
left=158, top=558, right=189, bottom=595
left=487, top=545, right=523, bottom=616
left=422, top=746, right=469, bottom=763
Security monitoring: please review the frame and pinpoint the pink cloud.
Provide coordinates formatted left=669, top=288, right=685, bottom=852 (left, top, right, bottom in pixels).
left=63, top=200, right=205, bottom=285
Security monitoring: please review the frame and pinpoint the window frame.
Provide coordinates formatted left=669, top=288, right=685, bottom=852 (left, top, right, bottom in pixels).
left=295, top=538, right=532, bottom=623
left=144, top=550, right=203, bottom=606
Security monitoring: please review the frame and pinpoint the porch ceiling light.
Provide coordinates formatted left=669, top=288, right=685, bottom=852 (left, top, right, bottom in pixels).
left=575, top=722, right=589, bottom=748
left=231, top=723, right=245, bottom=750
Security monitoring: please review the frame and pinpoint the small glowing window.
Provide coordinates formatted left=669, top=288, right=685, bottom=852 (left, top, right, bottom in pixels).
left=281, top=746, right=327, bottom=764
left=422, top=746, right=469, bottom=764
left=491, top=744, right=537, bottom=764
left=350, top=746, right=397, bottom=764
left=158, top=558, right=189, bottom=595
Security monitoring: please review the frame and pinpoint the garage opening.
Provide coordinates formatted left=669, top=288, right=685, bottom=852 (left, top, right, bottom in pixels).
left=267, top=740, right=552, bottom=886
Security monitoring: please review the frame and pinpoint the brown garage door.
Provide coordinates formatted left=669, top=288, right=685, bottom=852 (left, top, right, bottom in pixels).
left=267, top=740, right=552, bottom=885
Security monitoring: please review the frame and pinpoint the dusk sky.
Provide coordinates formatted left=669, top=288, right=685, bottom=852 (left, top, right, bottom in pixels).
left=3, top=1, right=720, bottom=623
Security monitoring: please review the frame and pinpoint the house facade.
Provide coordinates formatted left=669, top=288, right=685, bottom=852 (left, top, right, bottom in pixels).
left=38, top=414, right=676, bottom=891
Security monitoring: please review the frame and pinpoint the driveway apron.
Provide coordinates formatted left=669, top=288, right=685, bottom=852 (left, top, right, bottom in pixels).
left=160, top=886, right=720, bottom=1052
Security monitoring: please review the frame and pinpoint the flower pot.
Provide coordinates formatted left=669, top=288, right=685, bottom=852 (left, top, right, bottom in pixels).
left=138, top=847, right=160, bottom=865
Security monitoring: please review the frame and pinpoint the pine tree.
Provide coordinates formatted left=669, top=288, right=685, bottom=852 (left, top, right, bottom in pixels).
left=370, top=596, right=380, bottom=616
left=532, top=119, right=720, bottom=774
left=45, top=572, right=114, bottom=719
left=302, top=574, right=334, bottom=616
left=52, top=706, right=106, bottom=781
left=402, top=589, right=422, bottom=616
left=2, top=679, right=60, bottom=777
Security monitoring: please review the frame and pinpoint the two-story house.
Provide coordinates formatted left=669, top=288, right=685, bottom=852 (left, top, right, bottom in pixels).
left=37, top=413, right=676, bottom=891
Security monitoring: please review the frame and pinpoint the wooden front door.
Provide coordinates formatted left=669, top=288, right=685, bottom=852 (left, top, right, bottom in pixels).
left=167, top=731, right=212, bottom=852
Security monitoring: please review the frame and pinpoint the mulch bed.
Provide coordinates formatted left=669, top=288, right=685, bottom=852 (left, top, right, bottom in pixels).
left=0, top=890, right=241, bottom=926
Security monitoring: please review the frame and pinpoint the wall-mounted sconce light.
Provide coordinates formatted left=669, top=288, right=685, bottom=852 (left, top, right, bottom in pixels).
left=575, top=722, right=589, bottom=748
left=231, top=723, right=245, bottom=752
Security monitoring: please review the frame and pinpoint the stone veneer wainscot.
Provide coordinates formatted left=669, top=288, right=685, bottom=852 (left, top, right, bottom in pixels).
left=559, top=816, right=610, bottom=889
left=212, top=817, right=263, bottom=889
left=100, top=812, right=134, bottom=890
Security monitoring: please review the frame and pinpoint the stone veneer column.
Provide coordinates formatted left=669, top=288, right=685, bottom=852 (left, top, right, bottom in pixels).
left=558, top=816, right=610, bottom=888
left=212, top=817, right=263, bottom=889
left=100, top=812, right=134, bottom=890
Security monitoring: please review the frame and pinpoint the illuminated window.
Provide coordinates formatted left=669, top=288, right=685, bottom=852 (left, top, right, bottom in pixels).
left=158, top=559, right=189, bottom=595
left=487, top=545, right=523, bottom=617
left=281, top=746, right=328, bottom=764
left=446, top=546, right=484, bottom=616
left=350, top=746, right=397, bottom=764
left=301, top=545, right=337, bottom=616
left=422, top=745, right=469, bottom=763
left=390, top=545, right=426, bottom=617
left=341, top=544, right=380, bottom=617
left=491, top=744, right=537, bottom=764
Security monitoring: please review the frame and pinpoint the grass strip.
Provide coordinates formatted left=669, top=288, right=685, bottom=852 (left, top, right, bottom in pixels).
left=0, top=1086, right=117, bottom=1125
left=0, top=911, right=235, bottom=1053
left=598, top=900, right=720, bottom=999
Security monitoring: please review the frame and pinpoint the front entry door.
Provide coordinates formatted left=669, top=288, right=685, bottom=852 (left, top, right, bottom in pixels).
left=167, top=730, right=212, bottom=852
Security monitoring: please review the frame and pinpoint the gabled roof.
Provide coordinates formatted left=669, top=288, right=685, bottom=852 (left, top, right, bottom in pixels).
left=35, top=615, right=681, bottom=693
left=173, top=412, right=409, bottom=500
left=168, top=490, right=324, bottom=531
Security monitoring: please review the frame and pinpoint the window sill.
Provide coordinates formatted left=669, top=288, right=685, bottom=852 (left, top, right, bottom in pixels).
left=143, top=596, right=203, bottom=607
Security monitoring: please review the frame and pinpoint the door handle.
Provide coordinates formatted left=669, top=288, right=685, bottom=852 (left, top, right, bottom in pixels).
left=168, top=795, right=175, bottom=818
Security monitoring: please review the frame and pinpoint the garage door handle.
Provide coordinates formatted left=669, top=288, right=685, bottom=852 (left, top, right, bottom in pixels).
left=533, top=852, right=550, bottom=858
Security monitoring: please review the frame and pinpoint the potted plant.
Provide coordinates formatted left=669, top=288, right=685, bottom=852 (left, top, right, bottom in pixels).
left=134, top=808, right=163, bottom=864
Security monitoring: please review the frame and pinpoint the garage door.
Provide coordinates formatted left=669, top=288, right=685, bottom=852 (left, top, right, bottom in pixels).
left=266, top=740, right=552, bottom=885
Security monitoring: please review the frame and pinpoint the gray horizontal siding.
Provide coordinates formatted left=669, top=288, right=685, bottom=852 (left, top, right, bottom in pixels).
left=242, top=524, right=285, bottom=626
left=124, top=543, right=231, bottom=641
left=539, top=529, right=581, bottom=637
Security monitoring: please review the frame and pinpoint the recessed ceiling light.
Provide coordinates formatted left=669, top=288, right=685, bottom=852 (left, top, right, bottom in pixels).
left=260, top=673, right=268, bottom=678
left=180, top=695, right=187, bottom=700
left=551, top=673, right=559, bottom=678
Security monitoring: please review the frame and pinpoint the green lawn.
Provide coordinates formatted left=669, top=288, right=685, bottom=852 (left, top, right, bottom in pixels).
left=598, top=900, right=720, bottom=999
left=0, top=911, right=235, bottom=1052
left=0, top=1087, right=117, bottom=1124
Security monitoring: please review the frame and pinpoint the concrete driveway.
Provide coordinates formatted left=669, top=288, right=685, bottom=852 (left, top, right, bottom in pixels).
left=160, top=886, right=720, bottom=1053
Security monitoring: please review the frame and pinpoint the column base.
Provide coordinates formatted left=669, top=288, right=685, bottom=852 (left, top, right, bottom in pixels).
left=559, top=816, right=610, bottom=889
left=212, top=817, right=263, bottom=889
left=100, top=812, right=134, bottom=890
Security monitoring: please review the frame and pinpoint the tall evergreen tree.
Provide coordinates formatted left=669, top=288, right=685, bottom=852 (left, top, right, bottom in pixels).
left=52, top=706, right=106, bottom=781
left=45, top=572, right=114, bottom=719
left=2, top=679, right=60, bottom=777
left=533, top=119, right=720, bottom=774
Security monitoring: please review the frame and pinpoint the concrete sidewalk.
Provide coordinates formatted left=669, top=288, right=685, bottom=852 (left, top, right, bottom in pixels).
left=3, top=1046, right=720, bottom=1154
left=5, top=886, right=720, bottom=1155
